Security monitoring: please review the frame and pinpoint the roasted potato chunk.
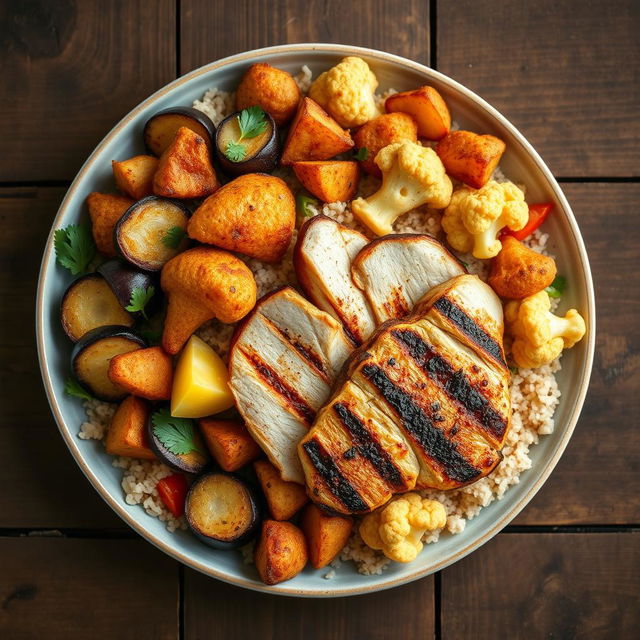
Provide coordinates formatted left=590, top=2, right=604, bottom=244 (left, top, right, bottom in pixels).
left=187, top=173, right=295, bottom=262
left=86, top=192, right=134, bottom=257
left=292, top=161, right=360, bottom=202
left=107, top=346, right=173, bottom=401
left=254, top=520, right=308, bottom=585
left=385, top=86, right=451, bottom=140
left=488, top=236, right=557, bottom=299
left=112, top=155, right=158, bottom=200
left=253, top=460, right=308, bottom=521
left=436, top=130, right=506, bottom=189
left=353, top=112, right=418, bottom=177
left=236, top=63, right=301, bottom=125
left=105, top=395, right=156, bottom=460
left=199, top=418, right=261, bottom=472
left=280, top=97, right=354, bottom=165
left=153, top=126, right=219, bottom=199
left=300, top=504, right=353, bottom=569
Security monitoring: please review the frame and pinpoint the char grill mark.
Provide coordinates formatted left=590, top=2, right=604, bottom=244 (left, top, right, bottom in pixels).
left=302, top=439, right=369, bottom=512
left=433, top=297, right=506, bottom=367
left=392, top=329, right=507, bottom=441
left=361, top=364, right=481, bottom=484
left=242, top=350, right=316, bottom=425
left=333, top=402, right=406, bottom=491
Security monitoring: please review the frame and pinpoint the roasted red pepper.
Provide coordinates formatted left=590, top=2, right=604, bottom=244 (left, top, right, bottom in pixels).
left=157, top=473, right=188, bottom=518
left=501, top=203, right=553, bottom=241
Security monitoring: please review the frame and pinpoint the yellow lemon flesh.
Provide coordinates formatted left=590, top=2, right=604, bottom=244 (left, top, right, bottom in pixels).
left=171, top=335, right=235, bottom=418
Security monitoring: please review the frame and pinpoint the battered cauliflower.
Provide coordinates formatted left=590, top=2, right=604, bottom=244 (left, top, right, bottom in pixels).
left=351, top=141, right=453, bottom=236
left=359, top=493, right=447, bottom=563
left=442, top=181, right=528, bottom=259
left=505, top=290, right=586, bottom=369
left=308, top=56, right=380, bottom=128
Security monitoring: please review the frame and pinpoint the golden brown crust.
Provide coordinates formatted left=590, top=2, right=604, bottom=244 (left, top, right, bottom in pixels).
left=86, top=192, right=134, bottom=257
left=254, top=520, right=308, bottom=585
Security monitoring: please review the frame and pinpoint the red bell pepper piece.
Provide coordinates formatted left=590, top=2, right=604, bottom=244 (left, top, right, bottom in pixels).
left=157, top=473, right=188, bottom=518
left=501, top=203, right=553, bottom=241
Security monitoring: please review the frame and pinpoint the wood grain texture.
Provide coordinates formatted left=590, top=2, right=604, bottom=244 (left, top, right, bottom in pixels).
left=514, top=183, right=640, bottom=525
left=441, top=533, right=640, bottom=639
left=184, top=569, right=433, bottom=640
left=180, top=0, right=430, bottom=74
left=438, top=0, right=640, bottom=177
left=0, top=0, right=176, bottom=181
left=0, top=538, right=178, bottom=640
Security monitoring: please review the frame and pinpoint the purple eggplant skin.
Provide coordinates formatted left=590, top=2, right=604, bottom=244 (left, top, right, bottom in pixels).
left=97, top=259, right=158, bottom=318
left=71, top=325, right=147, bottom=402
left=114, top=196, right=191, bottom=272
left=147, top=410, right=211, bottom=474
left=215, top=110, right=280, bottom=177
left=143, top=107, right=216, bottom=156
left=185, top=472, right=263, bottom=550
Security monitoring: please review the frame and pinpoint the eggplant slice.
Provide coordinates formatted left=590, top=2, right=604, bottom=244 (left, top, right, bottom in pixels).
left=186, top=472, right=262, bottom=549
left=71, top=326, right=146, bottom=401
left=115, top=196, right=190, bottom=271
left=61, top=274, right=133, bottom=342
left=215, top=109, right=279, bottom=176
left=97, top=259, right=158, bottom=318
left=147, top=408, right=210, bottom=474
left=144, top=106, right=216, bottom=157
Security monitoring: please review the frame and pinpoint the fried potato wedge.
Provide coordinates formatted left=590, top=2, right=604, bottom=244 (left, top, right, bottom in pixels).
left=112, top=155, right=158, bottom=200
left=300, top=503, right=353, bottom=569
left=280, top=97, right=354, bottom=165
left=255, top=520, right=308, bottom=585
left=107, top=346, right=173, bottom=401
left=436, top=130, right=506, bottom=189
left=105, top=395, right=156, bottom=460
left=254, top=459, right=309, bottom=520
left=385, top=86, right=451, bottom=140
left=86, top=192, right=134, bottom=257
left=292, top=161, right=360, bottom=203
left=199, top=418, right=262, bottom=472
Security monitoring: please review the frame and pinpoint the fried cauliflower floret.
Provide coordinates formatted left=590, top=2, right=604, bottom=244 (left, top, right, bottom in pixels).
left=308, top=56, right=380, bottom=128
left=351, top=141, right=453, bottom=236
left=359, top=493, right=447, bottom=563
left=442, top=181, right=528, bottom=259
left=505, top=290, right=586, bottom=369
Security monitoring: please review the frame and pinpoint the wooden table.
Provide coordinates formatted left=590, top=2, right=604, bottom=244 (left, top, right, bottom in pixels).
left=1, top=1, right=638, bottom=638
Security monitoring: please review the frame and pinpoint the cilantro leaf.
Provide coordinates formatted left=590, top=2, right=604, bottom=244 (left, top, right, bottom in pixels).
left=64, top=377, right=93, bottom=401
left=225, top=140, right=247, bottom=162
left=546, top=275, right=567, bottom=299
left=125, top=285, right=155, bottom=320
left=151, top=408, right=202, bottom=456
left=237, top=106, right=267, bottom=139
left=296, top=193, right=318, bottom=219
left=54, top=225, right=96, bottom=275
left=161, top=226, right=187, bottom=249
left=354, top=147, right=369, bottom=162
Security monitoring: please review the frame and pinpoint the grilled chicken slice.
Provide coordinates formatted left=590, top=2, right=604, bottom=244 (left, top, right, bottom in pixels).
left=351, top=234, right=465, bottom=324
left=298, top=275, right=511, bottom=514
left=294, top=215, right=376, bottom=345
left=229, top=286, right=353, bottom=483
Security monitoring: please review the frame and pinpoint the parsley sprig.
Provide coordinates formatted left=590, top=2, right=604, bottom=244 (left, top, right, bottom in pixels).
left=546, top=275, right=566, bottom=299
left=354, top=147, right=369, bottom=162
left=125, top=285, right=155, bottom=320
left=224, top=106, right=268, bottom=162
left=54, top=225, right=96, bottom=275
left=296, top=193, right=318, bottom=221
left=151, top=408, right=203, bottom=456
left=64, top=377, right=93, bottom=401
left=162, top=226, right=187, bottom=249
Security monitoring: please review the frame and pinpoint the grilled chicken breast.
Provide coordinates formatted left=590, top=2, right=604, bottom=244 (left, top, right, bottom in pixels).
left=294, top=215, right=377, bottom=344
left=229, top=286, right=353, bottom=483
left=351, top=234, right=465, bottom=324
left=298, top=275, right=511, bottom=514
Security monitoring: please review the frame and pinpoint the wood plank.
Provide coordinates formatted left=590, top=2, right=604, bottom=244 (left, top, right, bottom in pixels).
left=0, top=538, right=178, bottom=639
left=184, top=570, right=434, bottom=640
left=180, top=0, right=430, bottom=74
left=515, top=183, right=640, bottom=525
left=441, top=532, right=640, bottom=639
left=0, top=0, right=176, bottom=181
left=438, top=0, right=640, bottom=177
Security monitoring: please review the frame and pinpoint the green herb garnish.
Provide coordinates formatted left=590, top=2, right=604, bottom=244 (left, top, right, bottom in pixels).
left=546, top=275, right=566, bottom=299
left=64, top=377, right=93, bottom=401
left=125, top=285, right=155, bottom=320
left=508, top=365, right=519, bottom=376
left=224, top=106, right=268, bottom=162
left=296, top=193, right=318, bottom=220
left=151, top=408, right=202, bottom=456
left=161, top=226, right=187, bottom=249
left=54, top=225, right=96, bottom=275
left=354, top=147, right=369, bottom=162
